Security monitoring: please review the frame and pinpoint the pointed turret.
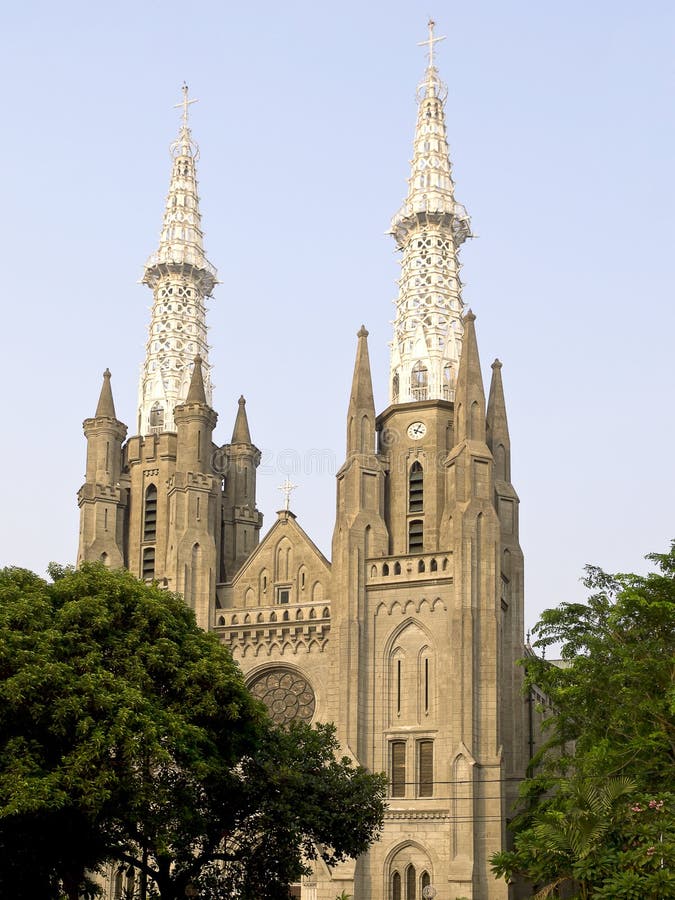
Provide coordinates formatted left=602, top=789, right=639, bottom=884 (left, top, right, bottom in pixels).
left=388, top=19, right=472, bottom=405
left=137, top=84, right=218, bottom=436
left=219, top=396, right=262, bottom=581
left=78, top=369, right=128, bottom=569
left=453, top=311, right=486, bottom=445
left=186, top=355, right=207, bottom=405
left=486, top=359, right=511, bottom=483
left=231, top=395, right=252, bottom=444
left=95, top=368, right=117, bottom=418
left=347, top=326, right=376, bottom=455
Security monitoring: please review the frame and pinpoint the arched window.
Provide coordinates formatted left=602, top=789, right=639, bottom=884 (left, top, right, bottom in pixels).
left=143, top=484, right=157, bottom=542
left=406, top=864, right=417, bottom=900
left=411, top=362, right=428, bottom=401
left=382, top=563, right=390, bottom=576
left=392, top=373, right=400, bottom=404
left=149, top=402, right=164, bottom=429
left=409, top=462, right=423, bottom=513
left=421, top=871, right=431, bottom=892
left=409, top=519, right=423, bottom=554
left=392, top=871, right=402, bottom=900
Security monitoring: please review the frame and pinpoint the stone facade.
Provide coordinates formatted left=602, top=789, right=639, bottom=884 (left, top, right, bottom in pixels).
left=79, top=26, right=533, bottom=900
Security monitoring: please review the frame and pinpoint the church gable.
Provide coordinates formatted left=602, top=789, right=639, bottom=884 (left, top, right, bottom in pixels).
left=229, top=509, right=331, bottom=610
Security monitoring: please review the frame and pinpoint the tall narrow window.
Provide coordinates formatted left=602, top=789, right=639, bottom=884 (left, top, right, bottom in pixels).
left=197, top=429, right=202, bottom=462
left=144, top=485, right=157, bottom=542
left=424, top=657, right=429, bottom=714
left=392, top=373, right=400, bottom=404
left=442, top=363, right=453, bottom=400
left=409, top=519, right=423, bottom=553
left=397, top=659, right=402, bottom=715
left=391, top=741, right=406, bottom=798
left=409, top=462, right=424, bottom=512
left=421, top=871, right=431, bottom=892
left=392, top=871, right=401, bottom=900
left=411, top=362, right=428, bottom=401
left=105, top=441, right=110, bottom=473
left=418, top=740, right=433, bottom=797
left=406, top=864, right=417, bottom=900
left=142, top=547, right=155, bottom=582
left=103, top=508, right=108, bottom=532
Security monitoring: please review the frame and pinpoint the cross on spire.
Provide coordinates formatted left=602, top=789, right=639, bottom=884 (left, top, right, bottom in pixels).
left=278, top=477, right=298, bottom=511
left=174, top=82, right=198, bottom=130
left=418, top=18, right=446, bottom=69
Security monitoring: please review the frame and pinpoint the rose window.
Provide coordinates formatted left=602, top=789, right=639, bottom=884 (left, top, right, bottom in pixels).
left=248, top=668, right=315, bottom=725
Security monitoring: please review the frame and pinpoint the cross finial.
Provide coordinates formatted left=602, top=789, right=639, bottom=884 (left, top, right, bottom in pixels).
left=278, top=477, right=298, bottom=511
left=418, top=18, right=446, bottom=69
left=174, top=82, right=198, bottom=130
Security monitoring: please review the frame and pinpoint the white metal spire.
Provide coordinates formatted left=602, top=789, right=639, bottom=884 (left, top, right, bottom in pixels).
left=137, top=83, right=218, bottom=435
left=389, top=20, right=472, bottom=405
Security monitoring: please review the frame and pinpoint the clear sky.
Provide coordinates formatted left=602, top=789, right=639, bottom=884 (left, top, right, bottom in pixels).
left=0, top=0, right=673, bottom=639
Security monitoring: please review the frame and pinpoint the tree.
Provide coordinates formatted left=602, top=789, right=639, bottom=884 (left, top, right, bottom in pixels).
left=491, top=544, right=675, bottom=898
left=0, top=563, right=386, bottom=899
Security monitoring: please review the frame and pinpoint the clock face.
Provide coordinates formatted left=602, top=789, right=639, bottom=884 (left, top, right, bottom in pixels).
left=407, top=421, right=427, bottom=440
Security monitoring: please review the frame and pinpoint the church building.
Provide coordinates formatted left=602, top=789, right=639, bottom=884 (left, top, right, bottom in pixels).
left=78, top=21, right=529, bottom=900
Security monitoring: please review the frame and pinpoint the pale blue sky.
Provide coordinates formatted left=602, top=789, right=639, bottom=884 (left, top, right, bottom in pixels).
left=0, top=0, right=673, bottom=637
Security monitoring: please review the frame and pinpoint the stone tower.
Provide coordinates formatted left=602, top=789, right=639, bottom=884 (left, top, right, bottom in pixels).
left=79, top=25, right=529, bottom=900
left=77, top=86, right=262, bottom=630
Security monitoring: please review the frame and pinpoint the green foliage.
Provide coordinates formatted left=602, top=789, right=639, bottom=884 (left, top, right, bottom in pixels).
left=491, top=544, right=675, bottom=899
left=0, top=563, right=386, bottom=899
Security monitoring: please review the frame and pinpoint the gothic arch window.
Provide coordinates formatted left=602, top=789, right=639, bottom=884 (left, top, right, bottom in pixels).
left=383, top=563, right=390, bottom=576
left=143, top=484, right=157, bottom=542
left=392, top=373, right=400, bottom=404
left=361, top=414, right=371, bottom=451
left=392, top=871, right=402, bottom=900
left=394, top=561, right=401, bottom=575
left=406, top=864, right=417, bottom=900
left=409, top=462, right=423, bottom=513
left=409, top=519, right=424, bottom=554
left=421, top=871, right=430, bottom=892
left=495, top=443, right=507, bottom=481
left=411, top=362, right=428, bottom=401
left=417, top=559, right=425, bottom=573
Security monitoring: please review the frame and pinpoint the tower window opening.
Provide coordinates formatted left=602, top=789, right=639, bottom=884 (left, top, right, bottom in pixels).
left=409, top=462, right=424, bottom=513
left=424, top=657, right=429, bottom=713
left=142, top=547, right=155, bottom=582
left=421, top=871, right=431, bottom=892
left=408, top=519, right=423, bottom=554
left=390, top=741, right=406, bottom=798
left=411, top=362, right=428, bottom=401
left=392, top=373, right=400, bottom=404
left=143, top=485, right=158, bottom=542
left=149, top=403, right=164, bottom=429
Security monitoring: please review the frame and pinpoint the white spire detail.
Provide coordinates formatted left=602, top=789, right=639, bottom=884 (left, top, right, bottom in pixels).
left=137, top=83, right=218, bottom=436
left=389, top=20, right=472, bottom=405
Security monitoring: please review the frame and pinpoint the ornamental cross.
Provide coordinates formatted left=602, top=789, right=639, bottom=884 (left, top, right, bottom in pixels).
left=174, top=82, right=198, bottom=129
left=278, top=477, right=298, bottom=511
left=418, top=18, right=446, bottom=68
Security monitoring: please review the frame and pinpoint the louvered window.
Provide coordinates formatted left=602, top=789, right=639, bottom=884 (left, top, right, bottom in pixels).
left=391, top=741, right=406, bottom=798
left=144, top=484, right=157, bottom=542
left=142, top=547, right=155, bottom=582
left=418, top=740, right=433, bottom=797
left=409, top=519, right=423, bottom=553
left=409, top=462, right=423, bottom=512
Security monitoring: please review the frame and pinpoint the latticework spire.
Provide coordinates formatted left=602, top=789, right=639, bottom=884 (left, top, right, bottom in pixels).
left=389, top=20, right=472, bottom=406
left=137, top=84, right=218, bottom=436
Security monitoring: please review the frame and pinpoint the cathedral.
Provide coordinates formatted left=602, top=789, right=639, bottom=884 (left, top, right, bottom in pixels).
left=77, top=21, right=529, bottom=900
